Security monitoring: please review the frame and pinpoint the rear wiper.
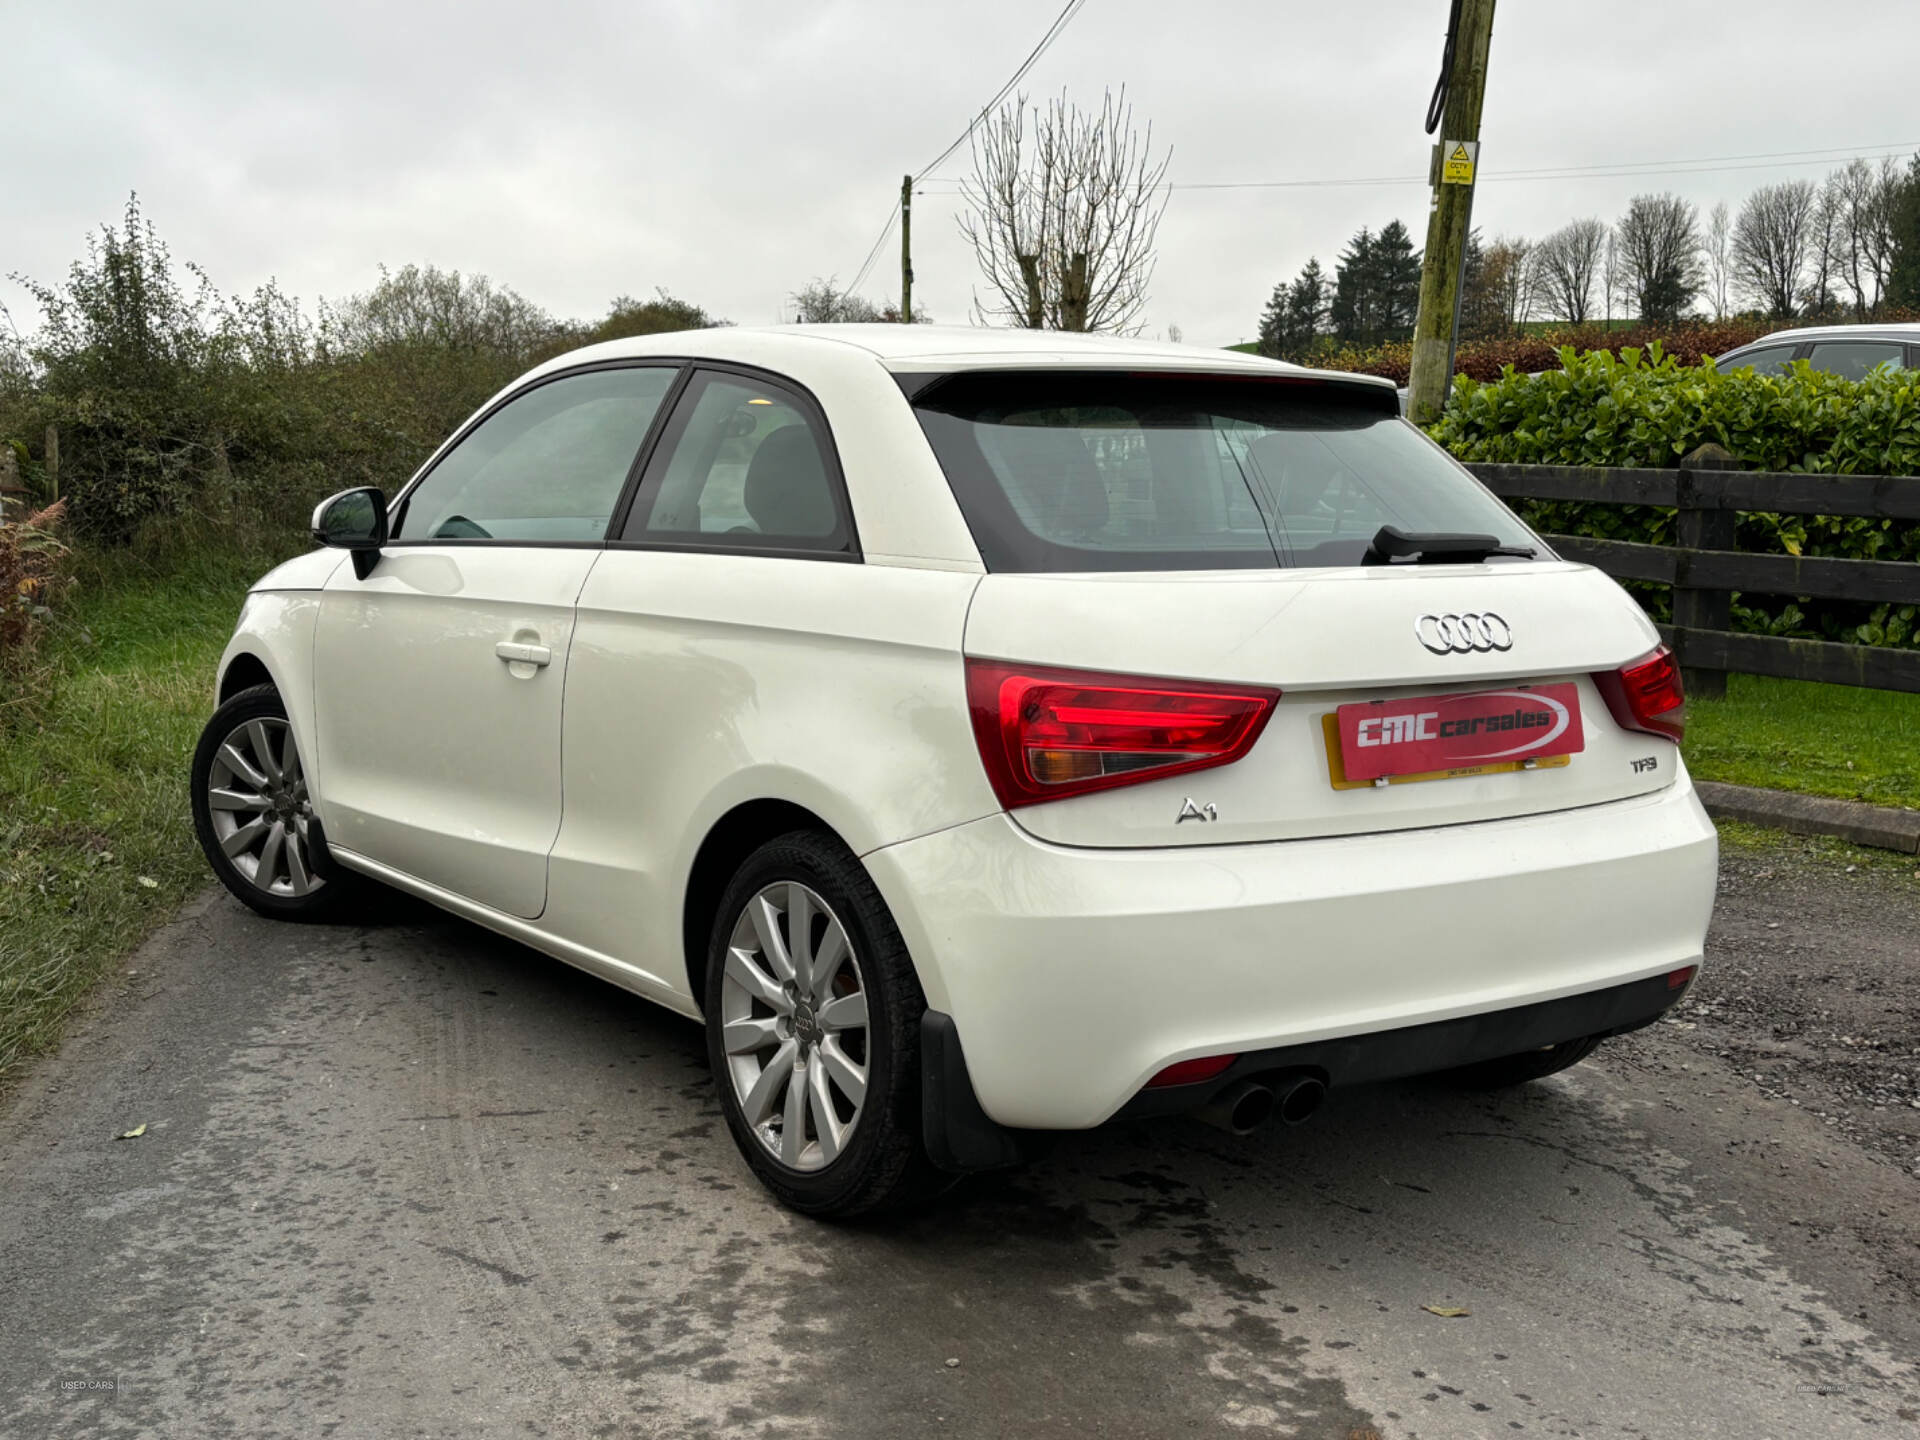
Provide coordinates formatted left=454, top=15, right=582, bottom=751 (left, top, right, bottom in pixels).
left=1363, top=524, right=1537, bottom=565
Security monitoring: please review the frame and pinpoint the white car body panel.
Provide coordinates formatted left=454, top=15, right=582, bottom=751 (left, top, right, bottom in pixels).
left=546, top=549, right=991, bottom=992
left=312, top=547, right=597, bottom=919
left=211, top=325, right=1717, bottom=1135
left=867, top=777, right=1715, bottom=1128
left=243, top=547, right=350, bottom=594
left=965, top=562, right=1675, bottom=848
left=217, top=590, right=331, bottom=805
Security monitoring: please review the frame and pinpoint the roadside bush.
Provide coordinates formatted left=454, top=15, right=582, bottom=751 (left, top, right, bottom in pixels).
left=0, top=200, right=352, bottom=547
left=3, top=202, right=230, bottom=541
left=1429, top=347, right=1920, bottom=648
left=0, top=501, right=71, bottom=723
left=0, top=203, right=738, bottom=554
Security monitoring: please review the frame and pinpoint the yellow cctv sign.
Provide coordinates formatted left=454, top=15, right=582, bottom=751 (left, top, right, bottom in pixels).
left=1441, top=140, right=1478, bottom=185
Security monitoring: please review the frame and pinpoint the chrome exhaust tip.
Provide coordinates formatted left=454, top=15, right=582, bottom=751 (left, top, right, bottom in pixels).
left=1197, top=1079, right=1276, bottom=1136
left=1271, top=1072, right=1327, bottom=1126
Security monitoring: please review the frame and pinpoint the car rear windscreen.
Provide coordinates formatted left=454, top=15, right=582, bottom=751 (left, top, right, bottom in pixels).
left=905, top=370, right=1539, bottom=572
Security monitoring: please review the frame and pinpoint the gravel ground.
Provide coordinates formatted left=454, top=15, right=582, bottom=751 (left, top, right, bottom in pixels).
left=1606, top=826, right=1920, bottom=1336
left=1650, top=834, right=1920, bottom=1175
left=0, top=823, right=1915, bottom=1438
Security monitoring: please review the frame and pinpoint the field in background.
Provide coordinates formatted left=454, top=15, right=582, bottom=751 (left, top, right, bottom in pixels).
left=1686, top=673, right=1920, bottom=809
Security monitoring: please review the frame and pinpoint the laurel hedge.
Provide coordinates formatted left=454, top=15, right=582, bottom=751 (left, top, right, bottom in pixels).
left=1305, top=318, right=1782, bottom=384
left=1429, top=346, right=1920, bottom=648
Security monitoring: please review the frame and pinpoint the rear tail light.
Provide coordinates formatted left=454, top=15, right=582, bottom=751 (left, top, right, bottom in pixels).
left=1593, top=645, right=1685, bottom=743
left=965, top=659, right=1280, bottom=809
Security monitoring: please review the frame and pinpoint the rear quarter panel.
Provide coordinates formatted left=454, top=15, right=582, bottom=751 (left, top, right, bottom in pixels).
left=546, top=552, right=993, bottom=1001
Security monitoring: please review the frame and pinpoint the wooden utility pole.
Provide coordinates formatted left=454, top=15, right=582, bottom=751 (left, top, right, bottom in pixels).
left=1406, top=0, right=1496, bottom=425
left=900, top=175, right=914, bottom=323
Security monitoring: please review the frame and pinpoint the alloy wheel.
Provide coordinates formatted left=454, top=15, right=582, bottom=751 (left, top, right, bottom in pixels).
left=205, top=716, right=324, bottom=898
left=719, top=881, right=870, bottom=1173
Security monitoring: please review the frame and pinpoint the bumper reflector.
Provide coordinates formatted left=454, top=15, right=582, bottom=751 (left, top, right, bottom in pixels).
left=1146, top=1054, right=1238, bottom=1088
left=1667, top=965, right=1697, bottom=990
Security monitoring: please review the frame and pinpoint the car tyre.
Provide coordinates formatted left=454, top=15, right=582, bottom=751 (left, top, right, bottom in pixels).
left=191, top=684, right=354, bottom=921
left=1443, top=1035, right=1603, bottom=1089
left=704, top=830, right=948, bottom=1218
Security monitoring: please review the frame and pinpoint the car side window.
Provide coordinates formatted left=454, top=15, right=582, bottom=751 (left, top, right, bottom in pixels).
left=391, top=366, right=677, bottom=542
left=624, top=371, right=853, bottom=553
left=1719, top=346, right=1796, bottom=376
left=1805, top=341, right=1906, bottom=382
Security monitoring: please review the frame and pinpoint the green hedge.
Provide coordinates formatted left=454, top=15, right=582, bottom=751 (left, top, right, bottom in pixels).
left=1428, top=347, right=1920, bottom=648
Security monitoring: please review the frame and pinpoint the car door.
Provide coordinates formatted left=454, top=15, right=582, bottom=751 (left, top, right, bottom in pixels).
left=1717, top=344, right=1800, bottom=376
left=1803, top=339, right=1906, bottom=381
left=311, top=363, right=680, bottom=918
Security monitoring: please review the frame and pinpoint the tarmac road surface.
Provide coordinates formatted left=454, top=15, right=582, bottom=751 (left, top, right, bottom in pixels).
left=2, top=833, right=1916, bottom=1439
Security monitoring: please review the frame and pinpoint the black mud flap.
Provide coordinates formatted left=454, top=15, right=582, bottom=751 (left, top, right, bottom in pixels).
left=920, top=1010, right=1042, bottom=1173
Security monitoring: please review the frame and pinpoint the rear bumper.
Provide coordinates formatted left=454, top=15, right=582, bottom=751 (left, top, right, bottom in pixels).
left=866, top=771, right=1717, bottom=1131
left=1113, top=966, right=1690, bottom=1120
left=920, top=969, right=1691, bottom=1170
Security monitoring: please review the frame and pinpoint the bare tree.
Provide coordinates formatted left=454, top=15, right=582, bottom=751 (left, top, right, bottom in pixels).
left=1533, top=218, right=1606, bottom=324
left=1804, top=178, right=1844, bottom=318
left=1731, top=180, right=1815, bottom=319
left=1486, top=236, right=1538, bottom=331
left=1451, top=237, right=1528, bottom=337
left=1615, top=193, right=1702, bottom=323
left=321, top=263, right=554, bottom=359
left=959, top=88, right=1171, bottom=332
left=1602, top=228, right=1624, bottom=325
left=787, top=277, right=928, bottom=325
left=1831, top=156, right=1901, bottom=317
left=789, top=277, right=883, bottom=324
left=1704, top=202, right=1732, bottom=321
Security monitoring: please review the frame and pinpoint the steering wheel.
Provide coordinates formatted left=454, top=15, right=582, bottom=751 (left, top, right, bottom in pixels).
left=432, top=514, right=493, bottom=540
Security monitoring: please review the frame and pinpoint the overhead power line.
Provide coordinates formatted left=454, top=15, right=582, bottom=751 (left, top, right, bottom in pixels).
left=1441, top=139, right=1920, bottom=178
left=911, top=0, right=1088, bottom=182
left=842, top=0, right=1089, bottom=297
left=843, top=199, right=901, bottom=303
left=914, top=140, right=1920, bottom=195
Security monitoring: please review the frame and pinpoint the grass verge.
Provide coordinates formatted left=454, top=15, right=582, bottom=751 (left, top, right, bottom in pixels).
left=1713, top=819, right=1920, bottom=888
left=0, top=545, right=265, bottom=1086
left=1684, top=672, right=1920, bottom=811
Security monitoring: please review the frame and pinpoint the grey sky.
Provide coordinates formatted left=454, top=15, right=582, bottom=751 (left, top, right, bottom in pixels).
left=4, top=0, right=1916, bottom=349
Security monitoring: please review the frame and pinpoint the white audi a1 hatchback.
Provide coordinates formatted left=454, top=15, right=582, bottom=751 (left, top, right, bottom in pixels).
left=191, top=325, right=1717, bottom=1215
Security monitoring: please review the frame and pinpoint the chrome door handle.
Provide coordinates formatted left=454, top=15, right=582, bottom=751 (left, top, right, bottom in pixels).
left=495, top=640, right=552, bottom=667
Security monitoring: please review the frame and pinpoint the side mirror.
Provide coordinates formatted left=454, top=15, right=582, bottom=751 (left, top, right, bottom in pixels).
left=310, top=487, right=388, bottom=579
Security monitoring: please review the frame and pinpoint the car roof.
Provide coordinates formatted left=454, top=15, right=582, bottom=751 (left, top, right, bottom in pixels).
left=542, top=324, right=1398, bottom=392
left=1736, top=322, right=1920, bottom=349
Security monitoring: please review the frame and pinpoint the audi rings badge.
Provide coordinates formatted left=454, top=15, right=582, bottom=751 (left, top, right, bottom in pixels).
left=1414, top=612, right=1513, bottom=655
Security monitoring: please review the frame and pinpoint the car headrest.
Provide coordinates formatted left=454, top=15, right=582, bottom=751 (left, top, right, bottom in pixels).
left=1247, top=431, right=1335, bottom=515
left=742, top=425, right=836, bottom=537
left=998, top=427, right=1109, bottom=537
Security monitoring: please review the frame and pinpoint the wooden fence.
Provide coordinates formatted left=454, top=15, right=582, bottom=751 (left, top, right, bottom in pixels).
left=0, top=425, right=57, bottom=525
left=1465, top=461, right=1920, bottom=698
